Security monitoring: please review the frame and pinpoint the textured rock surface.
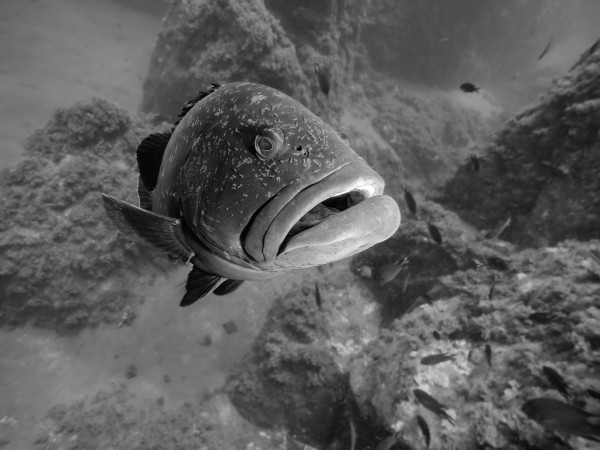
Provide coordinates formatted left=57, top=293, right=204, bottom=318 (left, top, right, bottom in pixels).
left=436, top=43, right=600, bottom=248
left=0, top=99, right=170, bottom=330
left=225, top=262, right=387, bottom=449
left=349, top=239, right=600, bottom=450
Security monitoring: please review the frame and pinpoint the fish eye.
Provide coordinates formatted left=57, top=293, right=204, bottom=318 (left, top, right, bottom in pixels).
left=254, top=128, right=284, bottom=161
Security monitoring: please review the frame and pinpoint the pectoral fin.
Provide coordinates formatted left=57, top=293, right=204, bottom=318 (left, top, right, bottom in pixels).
left=102, top=193, right=194, bottom=262
left=213, top=279, right=244, bottom=296
left=180, top=266, right=221, bottom=306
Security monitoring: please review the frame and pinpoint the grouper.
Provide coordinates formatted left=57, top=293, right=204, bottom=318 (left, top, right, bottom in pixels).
left=102, top=82, right=400, bottom=306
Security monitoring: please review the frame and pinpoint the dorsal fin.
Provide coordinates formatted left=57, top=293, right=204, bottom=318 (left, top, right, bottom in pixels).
left=180, top=266, right=221, bottom=307
left=137, top=176, right=152, bottom=210
left=173, top=83, right=222, bottom=128
left=213, top=279, right=244, bottom=296
left=136, top=132, right=171, bottom=191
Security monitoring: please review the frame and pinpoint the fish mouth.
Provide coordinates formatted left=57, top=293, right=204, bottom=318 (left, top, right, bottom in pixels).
left=244, top=161, right=400, bottom=267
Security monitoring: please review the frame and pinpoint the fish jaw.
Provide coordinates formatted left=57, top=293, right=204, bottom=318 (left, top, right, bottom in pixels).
left=243, top=160, right=400, bottom=269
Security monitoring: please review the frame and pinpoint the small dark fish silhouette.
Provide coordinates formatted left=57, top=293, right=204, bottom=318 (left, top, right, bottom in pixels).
left=374, top=434, right=399, bottom=450
left=528, top=311, right=558, bottom=324
left=538, top=36, right=553, bottom=60
left=314, top=281, right=323, bottom=309
left=403, top=185, right=418, bottom=215
left=542, top=366, right=572, bottom=401
left=420, top=352, right=456, bottom=366
left=314, top=63, right=330, bottom=97
left=486, top=256, right=509, bottom=271
left=427, top=222, right=442, bottom=245
left=401, top=272, right=411, bottom=294
left=416, top=414, right=431, bottom=448
left=413, top=389, right=455, bottom=425
left=484, top=217, right=512, bottom=239
left=460, top=82, right=480, bottom=93
left=378, top=256, right=409, bottom=285
left=522, top=397, right=600, bottom=442
left=470, top=155, right=480, bottom=172
left=587, top=389, right=600, bottom=400
left=488, top=274, right=496, bottom=301
left=432, top=330, right=441, bottom=340
left=485, top=344, right=492, bottom=367
left=349, top=417, right=356, bottom=450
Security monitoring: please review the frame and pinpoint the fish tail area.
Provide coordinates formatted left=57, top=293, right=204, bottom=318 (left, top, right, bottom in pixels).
left=101, top=193, right=194, bottom=262
left=213, top=279, right=244, bottom=296
left=180, top=266, right=221, bottom=306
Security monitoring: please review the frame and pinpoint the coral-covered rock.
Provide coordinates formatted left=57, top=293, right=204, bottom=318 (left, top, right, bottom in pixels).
left=351, top=198, right=515, bottom=326
left=436, top=42, right=600, bottom=248
left=225, top=264, right=388, bottom=448
left=349, top=240, right=600, bottom=449
left=0, top=98, right=170, bottom=330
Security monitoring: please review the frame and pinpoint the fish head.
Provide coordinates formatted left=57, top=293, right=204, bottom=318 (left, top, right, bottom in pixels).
left=156, top=82, right=400, bottom=278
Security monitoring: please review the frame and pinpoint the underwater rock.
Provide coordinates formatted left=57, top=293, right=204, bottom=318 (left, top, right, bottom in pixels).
left=350, top=198, right=515, bottom=326
left=348, top=239, right=600, bottom=449
left=226, top=265, right=383, bottom=448
left=436, top=42, right=600, bottom=247
left=0, top=98, right=170, bottom=330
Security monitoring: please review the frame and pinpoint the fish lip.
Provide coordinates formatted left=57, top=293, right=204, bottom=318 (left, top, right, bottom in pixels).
left=260, top=161, right=394, bottom=263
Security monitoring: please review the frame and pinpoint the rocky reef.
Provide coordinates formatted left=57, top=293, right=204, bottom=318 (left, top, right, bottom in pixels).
left=436, top=41, right=600, bottom=248
left=0, top=99, right=170, bottom=330
left=225, top=205, right=600, bottom=449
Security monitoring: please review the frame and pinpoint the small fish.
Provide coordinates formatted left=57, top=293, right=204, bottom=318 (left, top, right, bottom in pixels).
left=314, top=63, right=330, bottom=97
left=484, top=216, right=512, bottom=239
left=102, top=82, right=400, bottom=307
left=587, top=389, right=600, bottom=400
left=401, top=272, right=411, bottom=294
left=374, top=434, right=398, bottom=450
left=488, top=274, right=496, bottom=301
left=432, top=330, right=441, bottom=340
left=427, top=222, right=442, bottom=245
left=542, top=366, right=572, bottom=401
left=522, top=397, right=600, bottom=442
left=403, top=184, right=418, bottom=215
left=538, top=36, right=553, bottom=60
left=349, top=417, right=357, bottom=450
left=413, top=389, right=455, bottom=425
left=485, top=344, right=492, bottom=367
left=314, top=281, right=323, bottom=309
left=460, top=82, right=480, bottom=93
left=470, top=155, right=480, bottom=172
left=378, top=256, right=409, bottom=285
left=528, top=311, right=558, bottom=324
left=420, top=352, right=456, bottom=366
left=486, top=256, right=509, bottom=271
left=416, top=414, right=431, bottom=448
